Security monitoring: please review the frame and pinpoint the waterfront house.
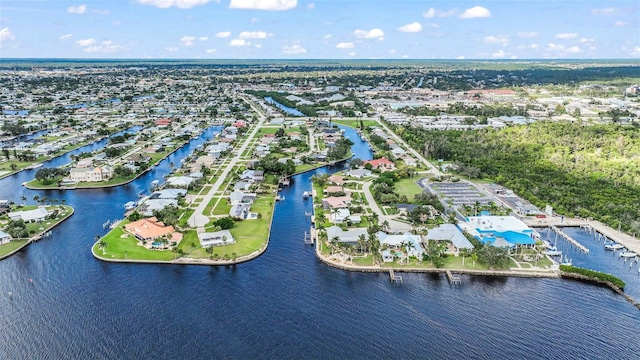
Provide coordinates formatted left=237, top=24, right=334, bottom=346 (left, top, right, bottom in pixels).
left=364, top=157, right=395, bottom=171
left=322, top=196, right=352, bottom=210
left=327, top=175, right=345, bottom=186
left=345, top=168, right=372, bottom=178
left=138, top=199, right=178, bottom=216
left=124, top=217, right=182, bottom=243
left=198, top=230, right=235, bottom=247
left=68, top=166, right=113, bottom=182
left=150, top=188, right=187, bottom=200
left=0, top=230, right=11, bottom=245
left=330, top=208, right=351, bottom=224
left=424, top=224, right=474, bottom=256
left=229, top=203, right=252, bottom=219
left=8, top=207, right=49, bottom=223
left=376, top=231, right=424, bottom=258
left=325, top=226, right=368, bottom=246
left=165, top=176, right=194, bottom=187
left=229, top=191, right=257, bottom=205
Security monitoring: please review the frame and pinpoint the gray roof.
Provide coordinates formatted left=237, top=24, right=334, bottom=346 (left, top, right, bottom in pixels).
left=325, top=226, right=368, bottom=244
left=198, top=230, right=235, bottom=247
left=426, top=224, right=474, bottom=250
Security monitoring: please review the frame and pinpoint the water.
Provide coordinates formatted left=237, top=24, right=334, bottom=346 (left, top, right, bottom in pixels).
left=264, top=96, right=305, bottom=116
left=0, top=125, right=639, bottom=359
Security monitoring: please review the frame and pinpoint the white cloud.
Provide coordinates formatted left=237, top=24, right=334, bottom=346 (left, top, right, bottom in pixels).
left=397, top=22, right=422, bottom=33
left=229, top=0, right=297, bottom=11
left=84, top=41, right=125, bottom=53
left=456, top=55, right=465, bottom=59
left=166, top=47, right=179, bottom=52
left=323, top=34, right=332, bottom=40
left=483, top=35, right=509, bottom=46
left=459, top=6, right=491, bottom=19
left=354, top=28, right=384, bottom=40
left=254, top=44, right=262, bottom=48
left=215, top=31, right=231, bottom=38
left=229, top=39, right=250, bottom=46
left=425, top=23, right=440, bottom=29
left=336, top=42, right=354, bottom=49
left=579, top=38, right=595, bottom=44
left=388, top=49, right=396, bottom=54
left=67, top=4, right=87, bottom=14
left=198, top=36, right=208, bottom=41
left=137, top=0, right=212, bottom=9
left=348, top=51, right=356, bottom=57
left=205, top=48, right=217, bottom=53
left=530, top=44, right=540, bottom=50
left=59, top=34, right=72, bottom=41
left=566, top=46, right=581, bottom=54
left=282, top=44, right=307, bottom=54
left=238, top=31, right=270, bottom=39
left=591, top=7, right=617, bottom=16
left=555, top=32, right=578, bottom=39
left=630, top=47, right=640, bottom=56
left=0, top=28, right=15, bottom=45
left=307, top=2, right=314, bottom=10
left=491, top=49, right=511, bottom=58
left=180, top=36, right=196, bottom=47
left=614, top=21, right=628, bottom=27
left=75, top=38, right=96, bottom=46
left=518, top=32, right=538, bottom=39
left=423, top=7, right=457, bottom=18
left=92, top=9, right=110, bottom=15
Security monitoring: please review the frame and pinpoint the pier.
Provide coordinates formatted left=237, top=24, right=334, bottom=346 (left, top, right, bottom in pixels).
left=446, top=270, right=461, bottom=285
left=389, top=269, right=402, bottom=283
left=549, top=225, right=589, bottom=253
left=303, top=230, right=313, bottom=245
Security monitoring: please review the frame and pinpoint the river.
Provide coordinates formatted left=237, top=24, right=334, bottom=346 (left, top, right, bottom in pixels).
left=0, top=125, right=639, bottom=359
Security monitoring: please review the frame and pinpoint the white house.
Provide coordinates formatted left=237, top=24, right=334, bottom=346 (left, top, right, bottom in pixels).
left=0, top=230, right=11, bottom=245
left=198, top=230, right=235, bottom=247
left=8, top=207, right=49, bottom=223
left=68, top=166, right=113, bottom=182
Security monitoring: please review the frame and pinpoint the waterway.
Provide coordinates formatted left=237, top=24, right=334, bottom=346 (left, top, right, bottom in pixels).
left=0, top=125, right=639, bottom=359
left=264, top=96, right=305, bottom=116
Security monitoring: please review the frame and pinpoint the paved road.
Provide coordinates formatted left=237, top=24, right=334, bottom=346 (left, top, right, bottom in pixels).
left=188, top=97, right=266, bottom=228
left=362, top=181, right=412, bottom=233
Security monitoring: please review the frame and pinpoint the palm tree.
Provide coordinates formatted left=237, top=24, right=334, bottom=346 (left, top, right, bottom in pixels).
left=33, top=195, right=40, bottom=205
left=471, top=252, right=478, bottom=267
left=357, top=234, right=367, bottom=254
left=221, top=235, right=228, bottom=259
left=404, top=240, right=416, bottom=264
left=330, top=236, right=340, bottom=255
left=381, top=220, right=390, bottom=232
left=20, top=196, right=26, bottom=204
left=98, top=239, right=108, bottom=255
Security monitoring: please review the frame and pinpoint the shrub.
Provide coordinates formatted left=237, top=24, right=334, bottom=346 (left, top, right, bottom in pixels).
left=560, top=265, right=625, bottom=289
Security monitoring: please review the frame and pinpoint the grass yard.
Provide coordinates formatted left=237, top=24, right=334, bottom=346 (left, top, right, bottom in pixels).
left=394, top=178, right=423, bottom=201
left=0, top=240, right=29, bottom=258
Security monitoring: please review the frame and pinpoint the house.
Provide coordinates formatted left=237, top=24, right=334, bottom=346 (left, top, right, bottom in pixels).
left=68, top=166, right=113, bottom=182
left=322, top=196, right=352, bottom=209
left=461, top=216, right=538, bottom=248
left=330, top=208, right=351, bottom=224
left=364, top=157, right=395, bottom=171
left=198, top=230, right=235, bottom=247
left=138, top=199, right=178, bottom=216
left=327, top=174, right=345, bottom=185
left=124, top=217, right=182, bottom=243
left=325, top=226, right=368, bottom=245
left=165, top=176, right=194, bottom=187
left=127, top=154, right=151, bottom=165
left=345, top=168, right=372, bottom=178
left=230, top=203, right=252, bottom=219
left=8, top=207, right=49, bottom=223
left=155, top=118, right=172, bottom=127
left=424, top=224, right=474, bottom=256
left=376, top=231, right=424, bottom=258
left=229, top=191, right=257, bottom=205
left=240, top=170, right=264, bottom=183
left=149, top=188, right=187, bottom=200
left=233, top=181, right=251, bottom=191
left=0, top=230, right=11, bottom=245
left=76, top=158, right=94, bottom=168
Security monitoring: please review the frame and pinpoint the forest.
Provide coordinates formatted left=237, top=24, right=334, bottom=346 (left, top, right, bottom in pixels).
left=394, top=121, right=640, bottom=233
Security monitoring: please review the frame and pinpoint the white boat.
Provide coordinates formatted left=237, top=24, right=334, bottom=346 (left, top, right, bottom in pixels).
left=619, top=251, right=637, bottom=258
left=124, top=201, right=137, bottom=211
left=544, top=250, right=562, bottom=256
left=605, top=243, right=624, bottom=251
left=26, top=163, right=43, bottom=170
left=561, top=255, right=572, bottom=266
left=151, top=180, right=160, bottom=188
left=303, top=191, right=309, bottom=199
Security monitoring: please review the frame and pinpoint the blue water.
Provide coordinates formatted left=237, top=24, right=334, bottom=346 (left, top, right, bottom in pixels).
left=2, top=110, right=29, bottom=116
left=0, top=125, right=639, bottom=359
left=264, top=96, right=305, bottom=116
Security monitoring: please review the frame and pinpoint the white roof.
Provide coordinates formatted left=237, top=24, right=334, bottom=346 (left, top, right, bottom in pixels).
left=8, top=207, right=48, bottom=222
left=465, top=216, right=531, bottom=232
left=426, top=224, right=474, bottom=250
left=198, top=230, right=235, bottom=247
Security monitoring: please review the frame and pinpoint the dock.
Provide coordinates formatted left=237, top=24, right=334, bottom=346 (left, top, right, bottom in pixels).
left=550, top=225, right=590, bottom=253
left=303, top=230, right=314, bottom=245
left=446, top=270, right=461, bottom=284
left=389, top=269, right=402, bottom=283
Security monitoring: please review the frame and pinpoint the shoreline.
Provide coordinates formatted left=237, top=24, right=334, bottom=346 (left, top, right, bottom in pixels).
left=23, top=132, right=199, bottom=191
left=0, top=206, right=75, bottom=260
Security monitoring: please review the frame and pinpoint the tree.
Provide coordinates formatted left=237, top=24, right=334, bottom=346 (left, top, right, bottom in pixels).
left=98, top=239, right=108, bottom=255
left=214, top=217, right=235, bottom=230
left=357, top=234, right=367, bottom=254
left=330, top=236, right=340, bottom=255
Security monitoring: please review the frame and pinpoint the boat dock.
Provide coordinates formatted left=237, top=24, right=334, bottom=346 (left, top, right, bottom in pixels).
left=303, top=230, right=314, bottom=245
left=446, top=270, right=461, bottom=284
left=389, top=269, right=402, bottom=283
left=549, top=225, right=589, bottom=253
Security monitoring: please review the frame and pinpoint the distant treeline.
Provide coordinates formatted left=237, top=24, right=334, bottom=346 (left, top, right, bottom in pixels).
left=395, top=121, right=640, bottom=233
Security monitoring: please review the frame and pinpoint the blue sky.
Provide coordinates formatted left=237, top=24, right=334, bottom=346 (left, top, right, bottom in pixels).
left=0, top=0, right=638, bottom=59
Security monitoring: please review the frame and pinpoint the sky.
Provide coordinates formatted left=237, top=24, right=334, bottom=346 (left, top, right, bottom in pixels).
left=0, top=0, right=638, bottom=59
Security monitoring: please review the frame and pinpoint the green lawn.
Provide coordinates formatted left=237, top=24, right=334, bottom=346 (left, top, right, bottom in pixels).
left=394, top=178, right=423, bottom=201
left=93, top=219, right=176, bottom=261
left=0, top=240, right=29, bottom=258
left=352, top=255, right=374, bottom=266
left=331, top=119, right=379, bottom=128
left=212, top=200, right=231, bottom=215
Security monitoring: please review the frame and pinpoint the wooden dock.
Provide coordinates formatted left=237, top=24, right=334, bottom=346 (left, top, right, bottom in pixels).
left=389, top=269, right=402, bottom=283
left=550, top=225, right=589, bottom=253
left=446, top=270, right=461, bottom=284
